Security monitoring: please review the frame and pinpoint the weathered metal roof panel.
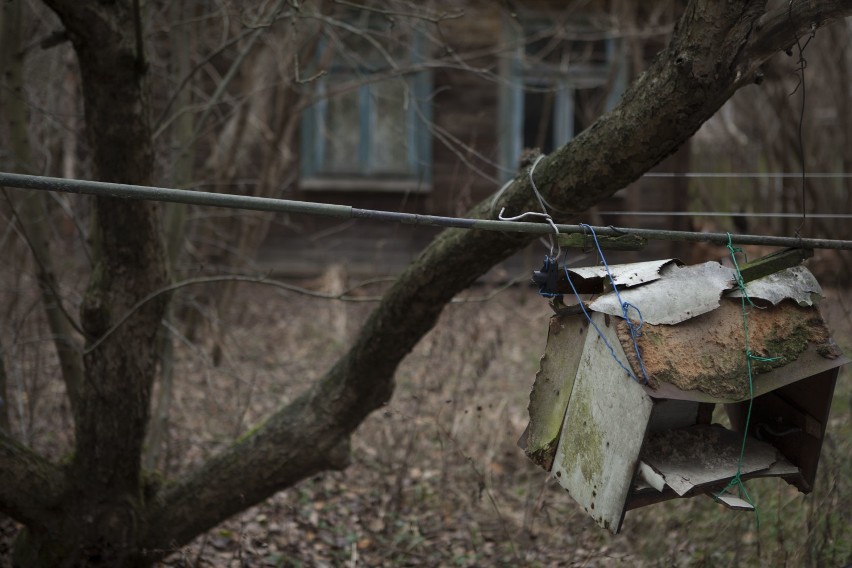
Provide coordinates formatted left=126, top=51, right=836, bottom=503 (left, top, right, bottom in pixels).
left=588, top=261, right=736, bottom=325
left=566, top=259, right=678, bottom=291
left=729, top=265, right=822, bottom=306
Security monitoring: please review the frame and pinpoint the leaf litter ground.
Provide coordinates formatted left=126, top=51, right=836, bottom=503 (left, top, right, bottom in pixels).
left=1, top=276, right=850, bottom=567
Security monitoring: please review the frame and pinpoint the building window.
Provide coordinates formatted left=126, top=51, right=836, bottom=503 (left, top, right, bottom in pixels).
left=300, top=16, right=432, bottom=192
left=499, top=14, right=627, bottom=179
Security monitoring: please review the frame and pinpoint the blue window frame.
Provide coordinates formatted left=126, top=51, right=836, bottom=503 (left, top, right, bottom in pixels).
left=301, top=25, right=432, bottom=192
left=498, top=15, right=627, bottom=180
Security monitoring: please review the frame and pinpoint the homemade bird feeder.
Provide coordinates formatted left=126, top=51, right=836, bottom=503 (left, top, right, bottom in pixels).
left=519, top=250, right=847, bottom=533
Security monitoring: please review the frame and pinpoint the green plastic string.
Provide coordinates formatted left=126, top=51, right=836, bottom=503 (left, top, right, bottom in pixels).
left=716, top=234, right=780, bottom=528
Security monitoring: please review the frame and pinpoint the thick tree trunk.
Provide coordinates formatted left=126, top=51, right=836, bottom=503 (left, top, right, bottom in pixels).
left=0, top=1, right=849, bottom=566
left=10, top=0, right=169, bottom=565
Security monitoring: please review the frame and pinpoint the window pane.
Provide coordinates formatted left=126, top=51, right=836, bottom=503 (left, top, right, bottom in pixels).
left=574, top=86, right=605, bottom=134
left=371, top=80, right=410, bottom=175
left=524, top=89, right=556, bottom=154
left=526, top=37, right=609, bottom=68
left=323, top=89, right=360, bottom=174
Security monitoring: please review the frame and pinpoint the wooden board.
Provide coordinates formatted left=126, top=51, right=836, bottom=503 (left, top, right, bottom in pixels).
left=523, top=315, right=588, bottom=470
left=551, top=311, right=653, bottom=533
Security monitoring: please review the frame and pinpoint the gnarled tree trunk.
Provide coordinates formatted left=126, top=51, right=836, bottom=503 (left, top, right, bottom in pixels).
left=9, top=0, right=169, bottom=564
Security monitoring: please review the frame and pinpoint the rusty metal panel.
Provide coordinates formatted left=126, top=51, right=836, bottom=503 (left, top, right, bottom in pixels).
left=588, top=261, right=736, bottom=325
left=642, top=343, right=848, bottom=403
left=730, top=265, right=822, bottom=306
left=613, top=300, right=845, bottom=401
left=551, top=312, right=653, bottom=533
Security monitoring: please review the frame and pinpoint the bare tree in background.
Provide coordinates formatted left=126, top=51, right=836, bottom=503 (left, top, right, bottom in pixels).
left=689, top=16, right=852, bottom=276
left=0, top=0, right=851, bottom=565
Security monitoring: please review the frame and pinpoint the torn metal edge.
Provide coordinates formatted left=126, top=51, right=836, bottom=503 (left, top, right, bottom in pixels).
left=588, top=261, right=736, bottom=325
left=729, top=265, right=823, bottom=307
left=566, top=259, right=680, bottom=292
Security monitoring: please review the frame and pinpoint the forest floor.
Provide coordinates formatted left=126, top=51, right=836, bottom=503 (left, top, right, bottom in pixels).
left=2, top=269, right=851, bottom=567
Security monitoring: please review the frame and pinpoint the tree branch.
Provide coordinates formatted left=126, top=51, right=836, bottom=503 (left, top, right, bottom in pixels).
left=0, top=430, right=65, bottom=529
left=1, top=0, right=85, bottom=416
left=748, top=0, right=852, bottom=64
left=144, top=0, right=852, bottom=554
left=0, top=346, right=9, bottom=433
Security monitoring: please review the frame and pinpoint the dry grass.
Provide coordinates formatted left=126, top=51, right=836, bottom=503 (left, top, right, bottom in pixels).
left=1, top=269, right=850, bottom=567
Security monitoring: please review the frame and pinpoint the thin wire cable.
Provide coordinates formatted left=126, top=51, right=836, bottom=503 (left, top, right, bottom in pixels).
left=497, top=208, right=560, bottom=257
left=599, top=211, right=852, bottom=220
left=527, top=155, right=560, bottom=256
left=526, top=154, right=575, bottom=215
left=641, top=172, right=852, bottom=178
left=528, top=155, right=548, bottom=213
left=500, top=155, right=562, bottom=257
left=788, top=0, right=817, bottom=234
left=3, top=172, right=852, bottom=250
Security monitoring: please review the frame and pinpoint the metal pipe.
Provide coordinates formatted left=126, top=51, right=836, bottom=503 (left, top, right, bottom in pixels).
left=2, top=171, right=851, bottom=251
left=0, top=172, right=352, bottom=218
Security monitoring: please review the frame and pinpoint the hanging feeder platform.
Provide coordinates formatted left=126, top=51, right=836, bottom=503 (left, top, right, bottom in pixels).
left=519, top=255, right=847, bottom=533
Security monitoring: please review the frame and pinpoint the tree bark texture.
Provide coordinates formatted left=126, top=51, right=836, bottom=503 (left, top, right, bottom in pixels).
left=5, top=0, right=170, bottom=565
left=0, top=0, right=849, bottom=566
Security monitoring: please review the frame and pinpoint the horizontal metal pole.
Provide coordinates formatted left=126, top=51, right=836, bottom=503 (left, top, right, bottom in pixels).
left=2, top=171, right=851, bottom=251
left=0, top=172, right=353, bottom=218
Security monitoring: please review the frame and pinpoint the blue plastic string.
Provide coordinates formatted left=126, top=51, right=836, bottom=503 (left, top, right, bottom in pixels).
left=579, top=224, right=651, bottom=385
left=560, top=225, right=650, bottom=385
left=561, top=262, right=642, bottom=383
left=538, top=256, right=561, bottom=298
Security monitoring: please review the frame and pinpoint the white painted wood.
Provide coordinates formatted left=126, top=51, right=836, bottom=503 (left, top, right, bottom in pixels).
left=551, top=312, right=654, bottom=533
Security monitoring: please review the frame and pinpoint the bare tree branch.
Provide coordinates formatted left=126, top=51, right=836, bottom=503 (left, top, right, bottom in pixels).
left=748, top=0, right=852, bottom=63
left=1, top=0, right=85, bottom=416
left=142, top=0, right=852, bottom=554
left=0, top=429, right=65, bottom=529
left=0, top=347, right=9, bottom=433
